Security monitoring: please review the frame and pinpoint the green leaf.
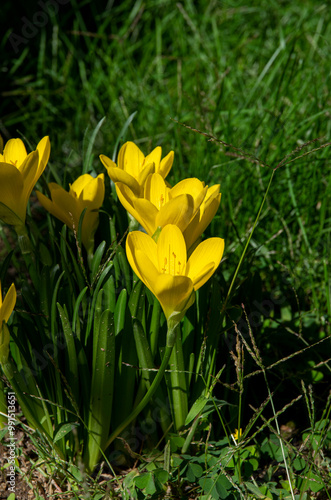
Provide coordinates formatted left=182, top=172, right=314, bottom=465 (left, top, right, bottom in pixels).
left=83, top=116, right=106, bottom=174
left=246, top=482, right=269, bottom=498
left=293, top=456, right=306, bottom=471
left=84, top=309, right=115, bottom=472
left=154, top=468, right=169, bottom=484
left=57, top=303, right=79, bottom=403
left=186, top=463, right=203, bottom=482
left=134, top=472, right=156, bottom=495
left=185, top=396, right=209, bottom=425
left=117, top=245, right=132, bottom=294
left=129, top=278, right=145, bottom=319
left=53, top=422, right=80, bottom=443
left=306, top=472, right=324, bottom=493
left=90, top=240, right=106, bottom=282
left=114, top=288, right=127, bottom=335
left=199, top=477, right=219, bottom=500
left=133, top=318, right=154, bottom=387
left=72, top=286, right=88, bottom=337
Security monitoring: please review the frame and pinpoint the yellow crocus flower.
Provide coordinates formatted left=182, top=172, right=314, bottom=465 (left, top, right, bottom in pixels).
left=100, top=141, right=174, bottom=196
left=0, top=282, right=16, bottom=365
left=116, top=173, right=210, bottom=239
left=183, top=184, right=222, bottom=251
left=232, top=428, right=242, bottom=443
left=36, top=173, right=105, bottom=253
left=126, top=224, right=224, bottom=324
left=0, top=136, right=50, bottom=227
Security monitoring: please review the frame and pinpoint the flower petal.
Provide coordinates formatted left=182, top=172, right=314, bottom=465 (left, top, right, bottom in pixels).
left=170, top=178, right=207, bottom=214
left=152, top=274, right=194, bottom=320
left=145, top=146, right=161, bottom=169
left=81, top=211, right=100, bottom=253
left=36, top=136, right=51, bottom=178
left=116, top=183, right=158, bottom=235
left=184, top=187, right=221, bottom=250
left=186, top=237, right=224, bottom=290
left=144, top=173, right=169, bottom=209
left=0, top=162, right=25, bottom=224
left=156, top=194, right=194, bottom=232
left=158, top=151, right=174, bottom=179
left=156, top=224, right=187, bottom=276
left=126, top=231, right=159, bottom=284
left=118, top=141, right=145, bottom=178
left=101, top=154, right=140, bottom=195
left=3, top=138, right=27, bottom=167
left=37, top=185, right=79, bottom=229
left=72, top=173, right=105, bottom=207
left=19, top=150, right=41, bottom=210
left=137, top=162, right=155, bottom=191
left=0, top=283, right=16, bottom=325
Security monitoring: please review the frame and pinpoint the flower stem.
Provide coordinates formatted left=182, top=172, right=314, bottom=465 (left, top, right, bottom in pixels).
left=15, top=224, right=32, bottom=255
left=168, top=327, right=188, bottom=431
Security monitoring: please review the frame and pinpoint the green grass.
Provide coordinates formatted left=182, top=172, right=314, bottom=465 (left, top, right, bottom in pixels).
left=1, top=0, right=331, bottom=497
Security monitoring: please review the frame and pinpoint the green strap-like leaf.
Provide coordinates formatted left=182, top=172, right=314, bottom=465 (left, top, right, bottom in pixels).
left=84, top=309, right=115, bottom=472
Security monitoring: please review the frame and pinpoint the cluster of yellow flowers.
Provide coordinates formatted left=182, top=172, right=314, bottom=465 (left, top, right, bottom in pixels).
left=0, top=135, right=224, bottom=327
left=101, top=142, right=224, bottom=325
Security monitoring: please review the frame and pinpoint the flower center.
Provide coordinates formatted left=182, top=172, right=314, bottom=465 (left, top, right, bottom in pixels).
left=10, top=160, right=18, bottom=166
left=161, top=250, right=182, bottom=275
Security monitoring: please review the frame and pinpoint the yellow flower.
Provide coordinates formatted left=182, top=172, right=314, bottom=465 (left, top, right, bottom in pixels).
left=100, top=141, right=174, bottom=196
left=126, top=224, right=224, bottom=324
left=116, top=173, right=208, bottom=239
left=0, top=282, right=16, bottom=365
left=183, top=184, right=221, bottom=251
left=36, top=174, right=105, bottom=253
left=232, top=428, right=242, bottom=442
left=0, top=136, right=50, bottom=227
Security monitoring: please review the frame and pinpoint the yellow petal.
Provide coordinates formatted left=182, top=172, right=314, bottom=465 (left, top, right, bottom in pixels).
left=126, top=232, right=159, bottom=284
left=156, top=194, right=194, bottom=232
left=126, top=229, right=195, bottom=321
left=36, top=136, right=51, bottom=177
left=184, top=189, right=221, bottom=250
left=152, top=274, right=194, bottom=320
left=99, top=154, right=117, bottom=170
left=132, top=199, right=159, bottom=234
left=144, top=173, right=169, bottom=209
left=116, top=183, right=158, bottom=235
left=71, top=173, right=105, bottom=207
left=0, top=162, right=25, bottom=224
left=19, top=150, right=41, bottom=211
left=158, top=151, right=174, bottom=179
left=186, top=237, right=224, bottom=290
left=137, top=162, right=155, bottom=190
left=170, top=178, right=207, bottom=214
left=101, top=154, right=140, bottom=195
left=145, top=146, right=161, bottom=169
left=3, top=138, right=27, bottom=167
left=81, top=210, right=99, bottom=253
left=70, top=174, right=92, bottom=196
left=156, top=224, right=187, bottom=276
left=119, top=141, right=145, bottom=178
left=37, top=185, right=79, bottom=229
left=0, top=283, right=16, bottom=325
